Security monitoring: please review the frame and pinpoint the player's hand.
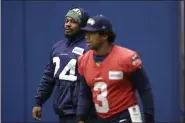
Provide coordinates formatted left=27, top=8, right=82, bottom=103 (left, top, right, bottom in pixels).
left=78, top=121, right=84, bottom=123
left=32, top=106, right=42, bottom=120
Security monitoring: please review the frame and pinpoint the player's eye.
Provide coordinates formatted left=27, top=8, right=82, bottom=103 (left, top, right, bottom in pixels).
left=65, top=19, right=77, bottom=24
left=71, top=19, right=77, bottom=24
left=65, top=20, right=69, bottom=23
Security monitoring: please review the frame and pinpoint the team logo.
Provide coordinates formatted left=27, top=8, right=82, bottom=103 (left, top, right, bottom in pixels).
left=132, top=54, right=140, bottom=66
left=132, top=107, right=136, bottom=112
left=87, top=18, right=95, bottom=25
left=71, top=8, right=82, bottom=16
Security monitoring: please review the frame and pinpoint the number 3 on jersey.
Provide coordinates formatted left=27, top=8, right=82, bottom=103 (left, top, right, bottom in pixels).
left=53, top=56, right=77, bottom=81
left=93, top=82, right=109, bottom=113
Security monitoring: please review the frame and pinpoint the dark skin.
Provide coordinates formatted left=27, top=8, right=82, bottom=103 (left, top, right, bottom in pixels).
left=85, top=31, right=113, bottom=56
left=78, top=31, right=113, bottom=123
left=64, top=16, right=81, bottom=37
left=32, top=16, right=81, bottom=121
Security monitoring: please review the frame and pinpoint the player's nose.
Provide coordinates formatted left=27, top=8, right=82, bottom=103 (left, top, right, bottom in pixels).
left=65, top=21, right=71, bottom=27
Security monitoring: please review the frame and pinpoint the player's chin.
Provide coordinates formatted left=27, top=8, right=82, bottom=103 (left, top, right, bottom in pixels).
left=64, top=30, right=73, bottom=35
left=64, top=33, right=72, bottom=37
left=64, top=31, right=70, bottom=35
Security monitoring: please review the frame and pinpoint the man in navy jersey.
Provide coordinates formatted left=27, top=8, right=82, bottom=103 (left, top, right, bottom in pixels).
left=32, top=7, right=95, bottom=123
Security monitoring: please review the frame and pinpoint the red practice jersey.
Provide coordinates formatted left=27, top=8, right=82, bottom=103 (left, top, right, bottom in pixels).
left=78, top=45, right=142, bottom=119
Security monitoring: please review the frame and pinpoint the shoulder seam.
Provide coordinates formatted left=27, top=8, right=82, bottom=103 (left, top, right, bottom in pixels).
left=52, top=40, right=65, bottom=51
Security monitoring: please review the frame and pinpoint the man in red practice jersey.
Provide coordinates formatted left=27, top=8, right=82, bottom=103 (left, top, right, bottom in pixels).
left=76, top=15, right=155, bottom=123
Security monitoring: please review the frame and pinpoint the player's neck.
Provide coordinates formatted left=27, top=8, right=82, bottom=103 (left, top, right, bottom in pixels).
left=94, top=43, right=113, bottom=56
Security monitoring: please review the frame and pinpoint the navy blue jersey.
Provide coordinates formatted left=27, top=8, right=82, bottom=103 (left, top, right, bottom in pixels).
left=35, top=38, right=89, bottom=116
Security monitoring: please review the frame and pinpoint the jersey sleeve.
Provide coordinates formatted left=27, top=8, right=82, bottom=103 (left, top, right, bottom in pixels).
left=124, top=51, right=142, bottom=74
left=34, top=48, right=56, bottom=106
left=34, top=41, right=63, bottom=106
left=77, top=76, right=94, bottom=122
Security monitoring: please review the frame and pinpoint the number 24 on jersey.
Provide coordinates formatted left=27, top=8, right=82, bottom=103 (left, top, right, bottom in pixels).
left=53, top=56, right=77, bottom=81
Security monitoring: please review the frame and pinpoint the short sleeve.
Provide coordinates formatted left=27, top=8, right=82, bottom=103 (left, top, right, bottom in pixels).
left=125, top=51, right=142, bottom=73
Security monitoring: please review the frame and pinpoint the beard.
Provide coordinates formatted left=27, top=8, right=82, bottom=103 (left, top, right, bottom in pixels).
left=64, top=29, right=77, bottom=37
left=64, top=29, right=84, bottom=39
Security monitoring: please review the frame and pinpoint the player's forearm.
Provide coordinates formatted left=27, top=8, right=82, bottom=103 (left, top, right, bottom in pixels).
left=76, top=115, right=87, bottom=123
left=35, top=63, right=55, bottom=106
left=129, top=68, right=155, bottom=122
left=139, top=88, right=155, bottom=122
left=35, top=81, right=54, bottom=106
left=77, top=76, right=93, bottom=121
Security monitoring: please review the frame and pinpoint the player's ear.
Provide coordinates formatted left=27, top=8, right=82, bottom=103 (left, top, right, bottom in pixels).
left=99, top=31, right=108, bottom=41
left=102, top=34, right=108, bottom=41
